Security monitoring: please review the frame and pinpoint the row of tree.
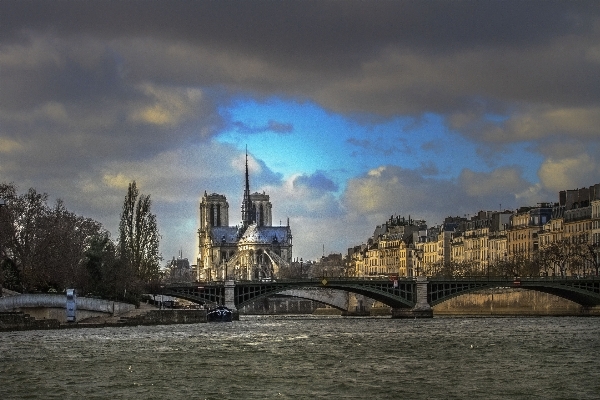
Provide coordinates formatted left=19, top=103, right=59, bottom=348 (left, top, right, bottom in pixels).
left=0, top=181, right=161, bottom=304
left=425, top=239, right=599, bottom=279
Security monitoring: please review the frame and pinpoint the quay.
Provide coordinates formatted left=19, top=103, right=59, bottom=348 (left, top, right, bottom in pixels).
left=0, top=302, right=210, bottom=332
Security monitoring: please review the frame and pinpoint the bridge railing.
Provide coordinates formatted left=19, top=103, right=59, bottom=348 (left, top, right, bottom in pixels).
left=163, top=275, right=600, bottom=289
left=214, top=276, right=415, bottom=284
left=427, top=275, right=600, bottom=282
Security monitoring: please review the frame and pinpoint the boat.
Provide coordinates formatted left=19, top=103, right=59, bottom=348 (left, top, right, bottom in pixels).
left=206, top=305, right=233, bottom=322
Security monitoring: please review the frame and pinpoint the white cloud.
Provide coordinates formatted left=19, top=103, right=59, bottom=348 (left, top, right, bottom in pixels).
left=459, top=167, right=529, bottom=198
left=128, top=83, right=204, bottom=126
left=538, top=154, right=599, bottom=192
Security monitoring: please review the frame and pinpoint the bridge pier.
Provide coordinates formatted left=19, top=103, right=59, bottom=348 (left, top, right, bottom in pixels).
left=392, top=276, right=433, bottom=318
left=224, top=280, right=240, bottom=320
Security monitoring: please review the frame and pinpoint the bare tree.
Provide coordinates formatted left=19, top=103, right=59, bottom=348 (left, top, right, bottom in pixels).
left=539, top=239, right=586, bottom=277
left=0, top=183, right=107, bottom=293
left=582, top=243, right=600, bottom=276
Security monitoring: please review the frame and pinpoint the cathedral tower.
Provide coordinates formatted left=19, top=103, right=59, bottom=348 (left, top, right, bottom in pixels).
left=241, top=150, right=254, bottom=228
left=197, top=150, right=292, bottom=282
left=250, top=192, right=272, bottom=226
left=199, top=192, right=229, bottom=231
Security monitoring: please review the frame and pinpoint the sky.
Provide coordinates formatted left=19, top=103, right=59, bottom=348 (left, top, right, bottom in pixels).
left=1, top=1, right=600, bottom=263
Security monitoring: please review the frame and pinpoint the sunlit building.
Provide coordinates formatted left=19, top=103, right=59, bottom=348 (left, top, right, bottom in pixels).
left=346, top=183, right=600, bottom=278
left=507, top=204, right=553, bottom=261
left=197, top=153, right=292, bottom=281
left=347, top=215, right=425, bottom=277
left=539, top=205, right=565, bottom=249
left=592, top=198, right=600, bottom=247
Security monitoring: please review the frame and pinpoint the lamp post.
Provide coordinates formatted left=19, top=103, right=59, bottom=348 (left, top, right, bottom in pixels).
left=414, top=249, right=423, bottom=277
left=221, top=236, right=226, bottom=280
left=0, top=199, right=4, bottom=297
left=300, top=258, right=303, bottom=279
left=594, top=242, right=599, bottom=277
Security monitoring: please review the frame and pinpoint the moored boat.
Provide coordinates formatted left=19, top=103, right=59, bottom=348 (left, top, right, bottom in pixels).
left=207, top=305, right=233, bottom=322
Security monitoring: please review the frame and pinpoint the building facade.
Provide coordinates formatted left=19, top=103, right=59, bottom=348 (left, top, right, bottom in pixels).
left=197, top=154, right=292, bottom=281
left=347, top=183, right=600, bottom=279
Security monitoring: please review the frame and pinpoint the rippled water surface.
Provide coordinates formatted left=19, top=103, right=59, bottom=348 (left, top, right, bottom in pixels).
left=1, top=316, right=599, bottom=399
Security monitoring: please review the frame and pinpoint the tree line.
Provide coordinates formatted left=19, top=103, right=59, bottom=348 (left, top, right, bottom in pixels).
left=0, top=181, right=161, bottom=304
left=424, top=240, right=599, bottom=279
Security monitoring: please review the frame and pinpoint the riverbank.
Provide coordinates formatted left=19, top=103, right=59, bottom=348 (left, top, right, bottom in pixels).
left=1, top=303, right=208, bottom=332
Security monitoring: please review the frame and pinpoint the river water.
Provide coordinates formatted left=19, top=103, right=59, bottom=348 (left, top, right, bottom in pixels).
left=1, top=316, right=599, bottom=399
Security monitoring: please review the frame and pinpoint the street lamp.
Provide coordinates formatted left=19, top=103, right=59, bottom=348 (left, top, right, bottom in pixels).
left=0, top=199, right=4, bottom=297
left=300, top=258, right=303, bottom=279
left=593, top=242, right=598, bottom=276
left=414, top=249, right=423, bottom=277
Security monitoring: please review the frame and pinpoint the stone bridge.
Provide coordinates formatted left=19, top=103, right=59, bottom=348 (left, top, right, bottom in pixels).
left=0, top=294, right=135, bottom=322
left=163, top=276, right=600, bottom=318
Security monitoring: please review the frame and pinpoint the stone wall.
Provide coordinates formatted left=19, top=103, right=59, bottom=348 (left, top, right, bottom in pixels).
left=1, top=309, right=210, bottom=331
left=433, top=288, right=600, bottom=316
left=0, top=312, right=61, bottom=331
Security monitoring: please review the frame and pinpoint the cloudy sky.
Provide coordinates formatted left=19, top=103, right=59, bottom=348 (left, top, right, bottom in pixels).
left=1, top=1, right=599, bottom=262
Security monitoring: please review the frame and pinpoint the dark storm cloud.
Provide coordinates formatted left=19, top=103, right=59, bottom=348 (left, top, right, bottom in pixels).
left=3, top=0, right=598, bottom=177
left=0, top=42, right=127, bottom=110
left=3, top=1, right=599, bottom=116
left=3, top=1, right=594, bottom=56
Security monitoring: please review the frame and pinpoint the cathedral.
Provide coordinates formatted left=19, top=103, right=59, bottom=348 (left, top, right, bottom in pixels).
left=197, top=153, right=293, bottom=281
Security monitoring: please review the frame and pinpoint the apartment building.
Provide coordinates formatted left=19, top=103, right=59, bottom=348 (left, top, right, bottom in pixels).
left=346, top=183, right=600, bottom=278
left=539, top=205, right=565, bottom=249
left=507, top=204, right=553, bottom=260
left=347, top=215, right=425, bottom=277
left=593, top=199, right=600, bottom=246
left=379, top=234, right=403, bottom=276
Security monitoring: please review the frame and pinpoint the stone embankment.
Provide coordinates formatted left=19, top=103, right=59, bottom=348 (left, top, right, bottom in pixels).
left=0, top=311, right=61, bottom=331
left=74, top=308, right=208, bottom=328
left=1, top=301, right=208, bottom=332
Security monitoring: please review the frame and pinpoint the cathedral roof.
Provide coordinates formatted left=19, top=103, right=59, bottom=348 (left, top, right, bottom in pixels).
left=239, top=224, right=290, bottom=245
left=209, top=224, right=291, bottom=245
left=209, top=226, right=240, bottom=244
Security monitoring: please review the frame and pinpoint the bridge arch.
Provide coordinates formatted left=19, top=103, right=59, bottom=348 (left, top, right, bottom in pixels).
left=249, top=288, right=349, bottom=310
left=161, top=285, right=224, bottom=306
left=163, top=278, right=417, bottom=310
left=234, top=279, right=416, bottom=309
left=161, top=285, right=351, bottom=310
left=428, top=278, right=600, bottom=307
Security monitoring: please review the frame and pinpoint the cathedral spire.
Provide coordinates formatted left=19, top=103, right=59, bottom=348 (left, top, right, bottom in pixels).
left=241, top=147, right=254, bottom=228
